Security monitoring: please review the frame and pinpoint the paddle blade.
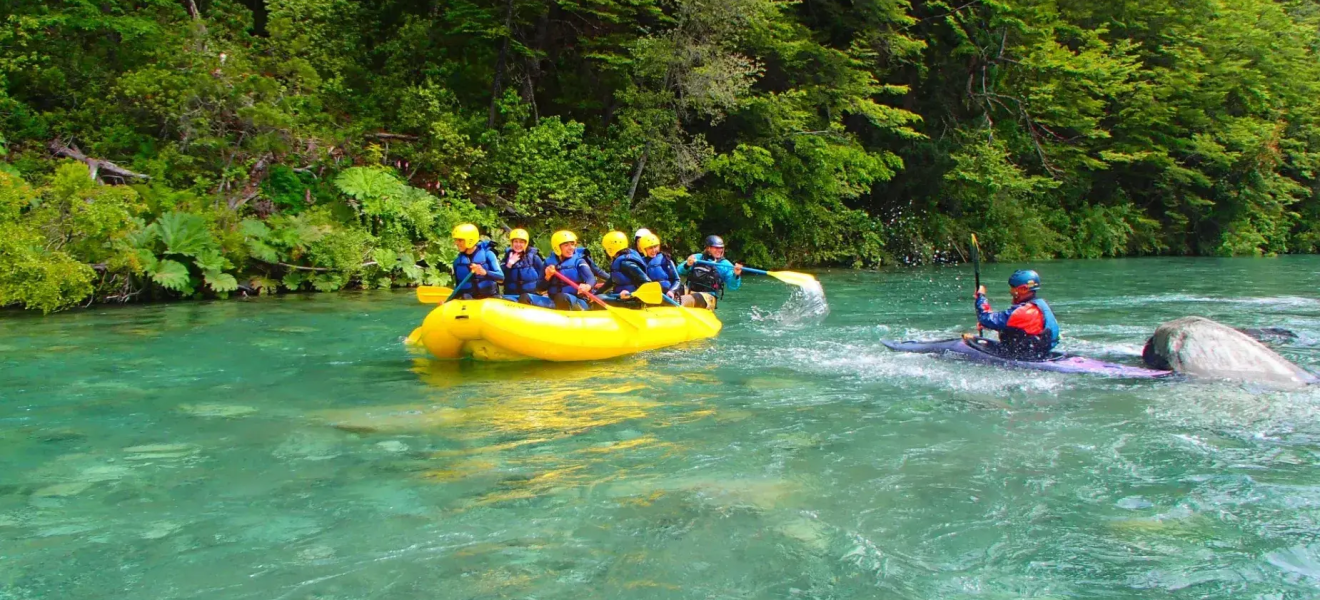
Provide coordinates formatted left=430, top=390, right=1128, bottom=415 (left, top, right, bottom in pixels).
left=767, top=270, right=818, bottom=288
left=632, top=282, right=666, bottom=305
left=607, top=305, right=647, bottom=329
left=416, top=286, right=453, bottom=304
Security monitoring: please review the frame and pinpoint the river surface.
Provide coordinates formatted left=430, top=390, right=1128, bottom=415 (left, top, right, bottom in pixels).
left=3, top=257, right=1320, bottom=599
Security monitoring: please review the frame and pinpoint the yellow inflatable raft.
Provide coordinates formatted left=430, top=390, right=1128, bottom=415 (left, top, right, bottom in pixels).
left=407, top=298, right=722, bottom=361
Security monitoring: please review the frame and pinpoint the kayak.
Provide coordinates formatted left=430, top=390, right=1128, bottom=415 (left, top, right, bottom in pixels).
left=407, top=298, right=722, bottom=361
left=882, top=337, right=1173, bottom=379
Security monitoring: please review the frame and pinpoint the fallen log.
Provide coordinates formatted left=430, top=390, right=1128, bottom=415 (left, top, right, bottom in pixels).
left=48, top=141, right=151, bottom=182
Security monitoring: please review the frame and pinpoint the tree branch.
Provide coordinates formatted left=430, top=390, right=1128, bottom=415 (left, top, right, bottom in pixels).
left=48, top=141, right=151, bottom=182
left=363, top=133, right=419, bottom=141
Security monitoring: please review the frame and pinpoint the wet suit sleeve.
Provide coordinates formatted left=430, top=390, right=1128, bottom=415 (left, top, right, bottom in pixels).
left=576, top=262, right=597, bottom=289
left=624, top=259, right=650, bottom=284
left=975, top=294, right=1013, bottom=331
left=536, top=256, right=556, bottom=293
left=481, top=250, right=504, bottom=282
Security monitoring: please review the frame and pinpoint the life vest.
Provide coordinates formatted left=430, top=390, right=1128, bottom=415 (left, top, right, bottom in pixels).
left=453, top=241, right=501, bottom=297
left=687, top=253, right=726, bottom=296
left=609, top=249, right=649, bottom=294
left=545, top=249, right=595, bottom=296
left=644, top=253, right=680, bottom=293
left=1031, top=298, right=1061, bottom=348
left=501, top=247, right=543, bottom=295
left=1001, top=297, right=1060, bottom=356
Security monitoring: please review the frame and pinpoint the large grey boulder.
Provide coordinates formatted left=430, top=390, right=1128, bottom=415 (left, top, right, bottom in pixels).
left=1143, top=316, right=1317, bottom=388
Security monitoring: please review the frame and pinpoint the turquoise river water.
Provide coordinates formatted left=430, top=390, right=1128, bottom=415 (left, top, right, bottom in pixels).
left=3, top=257, right=1320, bottom=599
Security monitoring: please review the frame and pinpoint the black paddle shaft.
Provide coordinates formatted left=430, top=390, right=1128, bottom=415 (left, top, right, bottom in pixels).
left=970, top=234, right=981, bottom=292
left=971, top=234, right=982, bottom=334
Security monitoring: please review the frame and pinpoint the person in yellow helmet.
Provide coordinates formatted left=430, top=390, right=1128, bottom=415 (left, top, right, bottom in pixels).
left=451, top=223, right=503, bottom=299
left=501, top=228, right=548, bottom=306
left=599, top=230, right=650, bottom=307
left=637, top=233, right=681, bottom=299
left=540, top=230, right=596, bottom=310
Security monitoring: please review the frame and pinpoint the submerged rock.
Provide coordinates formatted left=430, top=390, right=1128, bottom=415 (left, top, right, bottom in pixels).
left=1143, top=316, right=1318, bottom=388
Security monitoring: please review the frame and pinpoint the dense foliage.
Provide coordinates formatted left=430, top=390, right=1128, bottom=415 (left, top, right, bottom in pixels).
left=2, top=0, right=1318, bottom=310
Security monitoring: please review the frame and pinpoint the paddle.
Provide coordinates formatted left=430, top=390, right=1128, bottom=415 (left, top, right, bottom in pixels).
left=416, top=272, right=474, bottom=304
left=630, top=281, right=720, bottom=336
left=549, top=270, right=645, bottom=329
left=695, top=260, right=817, bottom=288
left=970, top=234, right=983, bottom=335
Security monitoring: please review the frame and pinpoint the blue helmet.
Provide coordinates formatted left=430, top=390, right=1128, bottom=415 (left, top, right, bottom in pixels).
left=1008, top=269, right=1041, bottom=291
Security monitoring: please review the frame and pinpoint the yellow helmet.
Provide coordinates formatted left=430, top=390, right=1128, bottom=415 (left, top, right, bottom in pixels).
left=637, top=233, right=661, bottom=252
left=550, top=230, right=578, bottom=257
left=602, top=231, right=629, bottom=257
left=509, top=228, right=530, bottom=242
left=452, top=223, right=480, bottom=247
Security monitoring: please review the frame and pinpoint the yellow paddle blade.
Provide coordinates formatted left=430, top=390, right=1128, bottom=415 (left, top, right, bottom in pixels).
left=405, top=327, right=424, bottom=346
left=679, top=307, right=719, bottom=336
left=631, top=282, right=665, bottom=305
left=767, top=270, right=818, bottom=288
left=416, top=285, right=453, bottom=304
left=607, top=305, right=647, bottom=329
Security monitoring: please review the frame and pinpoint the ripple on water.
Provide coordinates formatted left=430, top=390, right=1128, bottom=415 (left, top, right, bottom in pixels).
left=2, top=262, right=1320, bottom=599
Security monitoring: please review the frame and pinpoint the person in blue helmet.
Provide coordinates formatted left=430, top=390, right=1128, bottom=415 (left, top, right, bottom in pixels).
left=451, top=223, right=504, bottom=299
left=599, top=230, right=651, bottom=308
left=974, top=269, right=1060, bottom=360
left=677, top=234, right=742, bottom=309
left=540, top=230, right=596, bottom=311
left=501, top=227, right=552, bottom=307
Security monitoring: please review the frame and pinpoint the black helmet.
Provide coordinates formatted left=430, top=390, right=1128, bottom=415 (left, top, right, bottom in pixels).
left=703, top=235, right=725, bottom=249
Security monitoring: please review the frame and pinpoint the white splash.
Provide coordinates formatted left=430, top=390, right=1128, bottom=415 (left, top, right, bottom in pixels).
left=751, top=280, right=830, bottom=328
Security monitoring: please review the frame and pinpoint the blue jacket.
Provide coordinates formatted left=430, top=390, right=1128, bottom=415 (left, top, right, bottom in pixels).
left=543, top=249, right=597, bottom=296
left=607, top=249, right=650, bottom=295
left=644, top=253, right=681, bottom=294
left=453, top=241, right=504, bottom=297
left=677, top=253, right=741, bottom=293
left=501, top=247, right=545, bottom=295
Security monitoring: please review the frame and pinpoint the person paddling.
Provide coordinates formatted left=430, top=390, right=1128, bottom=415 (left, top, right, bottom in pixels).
left=677, top=235, right=742, bottom=309
left=451, top=223, right=504, bottom=299
left=638, top=233, right=681, bottom=300
left=541, top=230, right=596, bottom=311
left=974, top=270, right=1060, bottom=360
left=599, top=230, right=651, bottom=307
left=502, top=228, right=551, bottom=307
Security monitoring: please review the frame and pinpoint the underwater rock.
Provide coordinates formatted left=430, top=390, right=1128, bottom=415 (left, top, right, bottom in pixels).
left=31, top=481, right=92, bottom=498
left=179, top=403, right=257, bottom=418
left=1142, top=316, right=1318, bottom=388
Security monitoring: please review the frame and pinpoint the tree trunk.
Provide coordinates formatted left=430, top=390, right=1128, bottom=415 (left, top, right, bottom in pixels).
left=487, top=0, right=516, bottom=128
left=626, top=142, right=650, bottom=206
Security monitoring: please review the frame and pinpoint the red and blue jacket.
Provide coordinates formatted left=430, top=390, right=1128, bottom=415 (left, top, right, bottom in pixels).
left=976, top=293, right=1060, bottom=357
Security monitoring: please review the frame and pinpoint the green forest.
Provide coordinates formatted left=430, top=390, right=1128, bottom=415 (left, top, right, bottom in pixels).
left=3, top=0, right=1320, bottom=311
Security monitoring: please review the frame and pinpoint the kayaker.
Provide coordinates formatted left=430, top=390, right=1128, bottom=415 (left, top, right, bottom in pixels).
left=600, top=230, right=651, bottom=307
left=974, top=269, right=1060, bottom=360
left=677, top=235, right=742, bottom=309
left=502, top=228, right=551, bottom=307
left=451, top=223, right=504, bottom=299
left=638, top=233, right=681, bottom=300
left=541, top=230, right=596, bottom=311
